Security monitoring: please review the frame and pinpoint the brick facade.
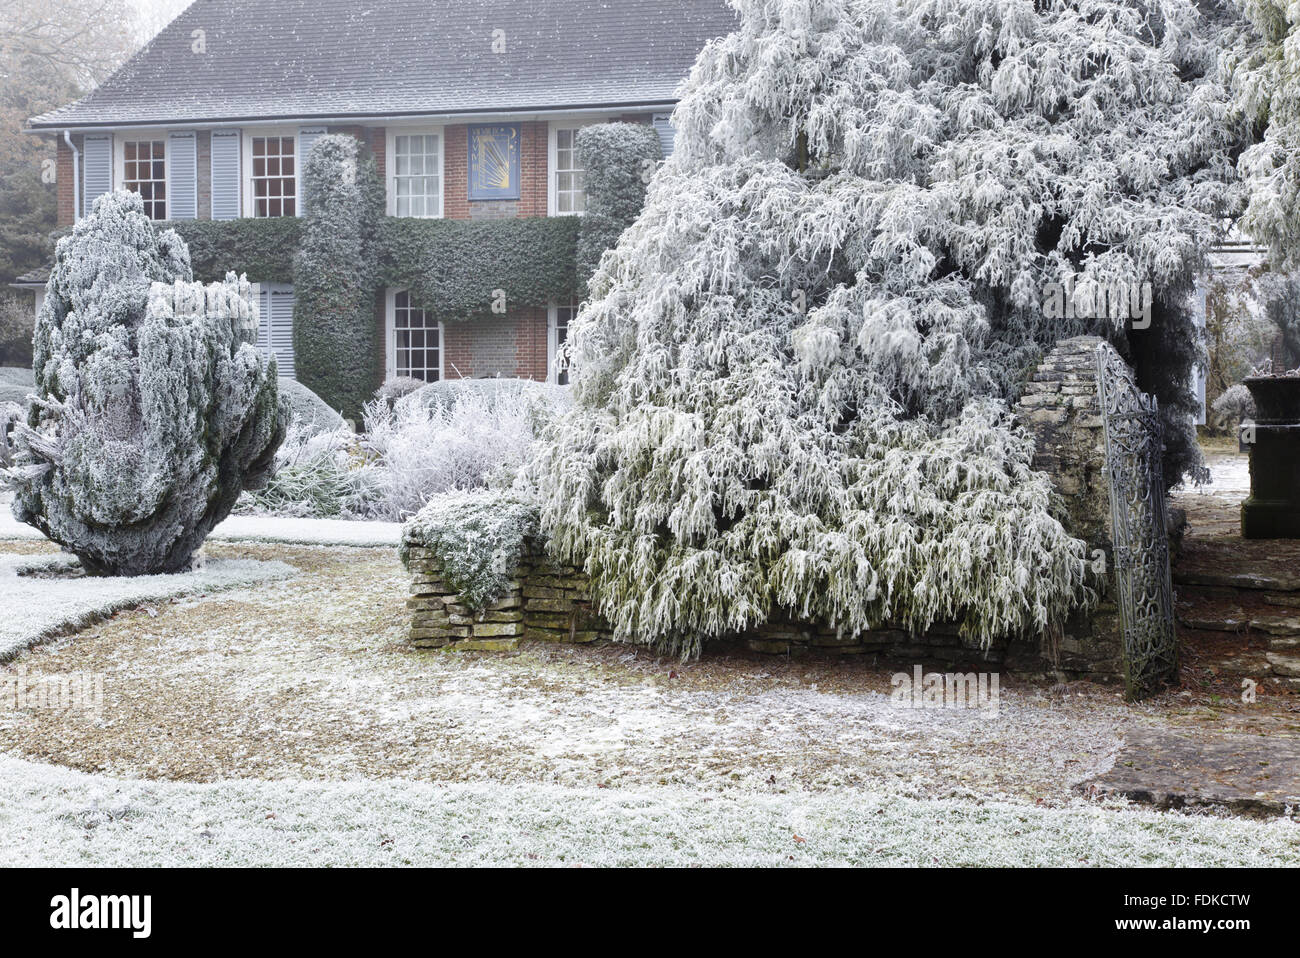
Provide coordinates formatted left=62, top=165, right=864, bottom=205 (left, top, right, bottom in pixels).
left=56, top=137, right=76, bottom=227
left=196, top=131, right=211, bottom=220
left=51, top=117, right=570, bottom=386
left=386, top=120, right=558, bottom=383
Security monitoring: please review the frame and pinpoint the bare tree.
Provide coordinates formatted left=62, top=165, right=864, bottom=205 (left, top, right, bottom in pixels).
left=0, top=0, right=137, bottom=89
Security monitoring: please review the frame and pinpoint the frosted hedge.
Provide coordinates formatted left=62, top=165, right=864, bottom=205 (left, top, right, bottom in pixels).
left=293, top=134, right=385, bottom=422
left=531, top=0, right=1245, bottom=657
left=4, top=191, right=287, bottom=576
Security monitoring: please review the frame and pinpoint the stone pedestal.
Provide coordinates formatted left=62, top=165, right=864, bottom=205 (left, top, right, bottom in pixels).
left=1241, top=377, right=1300, bottom=539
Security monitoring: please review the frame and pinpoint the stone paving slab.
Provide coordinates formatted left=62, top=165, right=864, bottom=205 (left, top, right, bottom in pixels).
left=1084, top=727, right=1300, bottom=818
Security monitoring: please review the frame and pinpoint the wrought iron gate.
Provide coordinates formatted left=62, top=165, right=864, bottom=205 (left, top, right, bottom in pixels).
left=1095, top=345, right=1178, bottom=700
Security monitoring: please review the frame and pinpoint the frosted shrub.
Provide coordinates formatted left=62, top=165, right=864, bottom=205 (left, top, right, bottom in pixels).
left=1211, top=384, right=1256, bottom=430
left=0, top=402, right=21, bottom=468
left=4, top=191, right=287, bottom=575
left=524, top=0, right=1253, bottom=656
left=361, top=379, right=567, bottom=520
left=400, top=489, right=539, bottom=609
left=244, top=422, right=373, bottom=518
left=278, top=379, right=346, bottom=436
left=244, top=378, right=568, bottom=520
left=375, top=376, right=425, bottom=407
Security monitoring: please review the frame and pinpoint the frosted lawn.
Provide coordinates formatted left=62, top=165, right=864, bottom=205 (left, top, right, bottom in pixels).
left=0, top=552, right=296, bottom=661
left=0, top=752, right=1295, bottom=867
left=0, top=493, right=400, bottom=548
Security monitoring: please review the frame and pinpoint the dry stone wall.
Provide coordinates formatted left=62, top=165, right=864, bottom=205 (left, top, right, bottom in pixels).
left=406, top=540, right=612, bottom=652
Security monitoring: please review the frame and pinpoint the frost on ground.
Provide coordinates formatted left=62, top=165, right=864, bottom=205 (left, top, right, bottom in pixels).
left=1182, top=452, right=1251, bottom=500
left=2, top=538, right=1296, bottom=865
left=0, top=493, right=400, bottom=547
left=0, top=541, right=1285, bottom=804
left=203, top=514, right=401, bottom=547
left=0, top=552, right=296, bottom=661
left=0, top=752, right=1295, bottom=867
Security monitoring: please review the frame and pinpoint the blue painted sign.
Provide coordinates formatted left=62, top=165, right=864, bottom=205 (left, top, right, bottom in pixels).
left=468, top=123, right=521, bottom=200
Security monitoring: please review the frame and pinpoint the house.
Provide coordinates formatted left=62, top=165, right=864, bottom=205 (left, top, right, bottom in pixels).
left=22, top=0, right=737, bottom=387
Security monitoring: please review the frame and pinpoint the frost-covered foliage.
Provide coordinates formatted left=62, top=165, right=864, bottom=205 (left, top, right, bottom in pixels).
left=1253, top=269, right=1300, bottom=370
left=375, top=376, right=425, bottom=407
left=534, top=0, right=1242, bottom=656
left=245, top=378, right=568, bottom=521
left=1231, top=0, right=1300, bottom=266
left=398, top=377, right=571, bottom=431
left=576, top=123, right=662, bottom=281
left=293, top=134, right=384, bottom=421
left=364, top=379, right=569, bottom=520
left=278, top=378, right=346, bottom=436
left=241, top=423, right=370, bottom=519
left=1211, top=382, right=1256, bottom=428
left=400, top=489, right=539, bottom=609
left=0, top=402, right=22, bottom=468
left=4, top=191, right=287, bottom=576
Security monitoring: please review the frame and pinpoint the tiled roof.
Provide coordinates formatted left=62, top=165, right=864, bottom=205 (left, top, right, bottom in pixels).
left=30, top=0, right=737, bottom=129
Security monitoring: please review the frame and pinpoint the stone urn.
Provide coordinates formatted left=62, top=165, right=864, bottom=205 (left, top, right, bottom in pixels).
left=1240, top=376, right=1300, bottom=539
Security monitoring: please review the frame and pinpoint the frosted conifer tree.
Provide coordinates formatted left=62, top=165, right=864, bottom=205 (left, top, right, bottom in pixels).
left=533, top=0, right=1242, bottom=657
left=1232, top=1, right=1300, bottom=265
left=5, top=191, right=287, bottom=576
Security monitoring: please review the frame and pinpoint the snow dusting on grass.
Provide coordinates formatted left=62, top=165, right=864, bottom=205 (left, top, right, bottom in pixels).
left=0, top=552, right=296, bottom=661
left=205, top=514, right=402, bottom=547
left=0, top=493, right=401, bottom=548
left=1, top=537, right=1296, bottom=866
left=0, top=753, right=1295, bottom=867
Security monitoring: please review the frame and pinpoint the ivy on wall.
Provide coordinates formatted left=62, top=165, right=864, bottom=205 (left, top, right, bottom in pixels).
left=292, top=134, right=386, bottom=421
left=378, top=216, right=582, bottom=321
left=160, top=218, right=300, bottom=285
left=135, top=121, right=658, bottom=413
left=576, top=123, right=662, bottom=281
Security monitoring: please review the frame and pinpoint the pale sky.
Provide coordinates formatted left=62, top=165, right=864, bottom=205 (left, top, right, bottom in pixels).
left=129, top=0, right=193, bottom=43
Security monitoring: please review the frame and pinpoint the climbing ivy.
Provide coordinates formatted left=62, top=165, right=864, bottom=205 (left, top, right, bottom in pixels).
left=292, top=134, right=385, bottom=421
left=576, top=123, right=662, bottom=280
left=160, top=218, right=300, bottom=284
left=378, top=216, right=581, bottom=321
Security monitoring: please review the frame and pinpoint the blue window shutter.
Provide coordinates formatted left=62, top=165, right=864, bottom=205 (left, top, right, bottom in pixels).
left=257, top=283, right=296, bottom=379
left=297, top=127, right=327, bottom=214
left=82, top=134, right=113, bottom=215
left=210, top=129, right=241, bottom=220
left=167, top=131, right=197, bottom=220
left=651, top=114, right=676, bottom=159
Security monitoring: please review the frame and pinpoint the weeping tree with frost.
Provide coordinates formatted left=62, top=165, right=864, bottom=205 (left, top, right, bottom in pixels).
left=531, top=0, right=1244, bottom=658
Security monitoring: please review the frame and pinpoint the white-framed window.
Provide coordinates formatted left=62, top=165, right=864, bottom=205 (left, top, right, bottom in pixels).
left=549, top=118, right=611, bottom=216
left=387, top=289, right=444, bottom=382
left=387, top=128, right=443, bottom=218
left=246, top=132, right=297, bottom=217
left=548, top=300, right=578, bottom=385
left=553, top=128, right=586, bottom=215
left=117, top=136, right=167, bottom=220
